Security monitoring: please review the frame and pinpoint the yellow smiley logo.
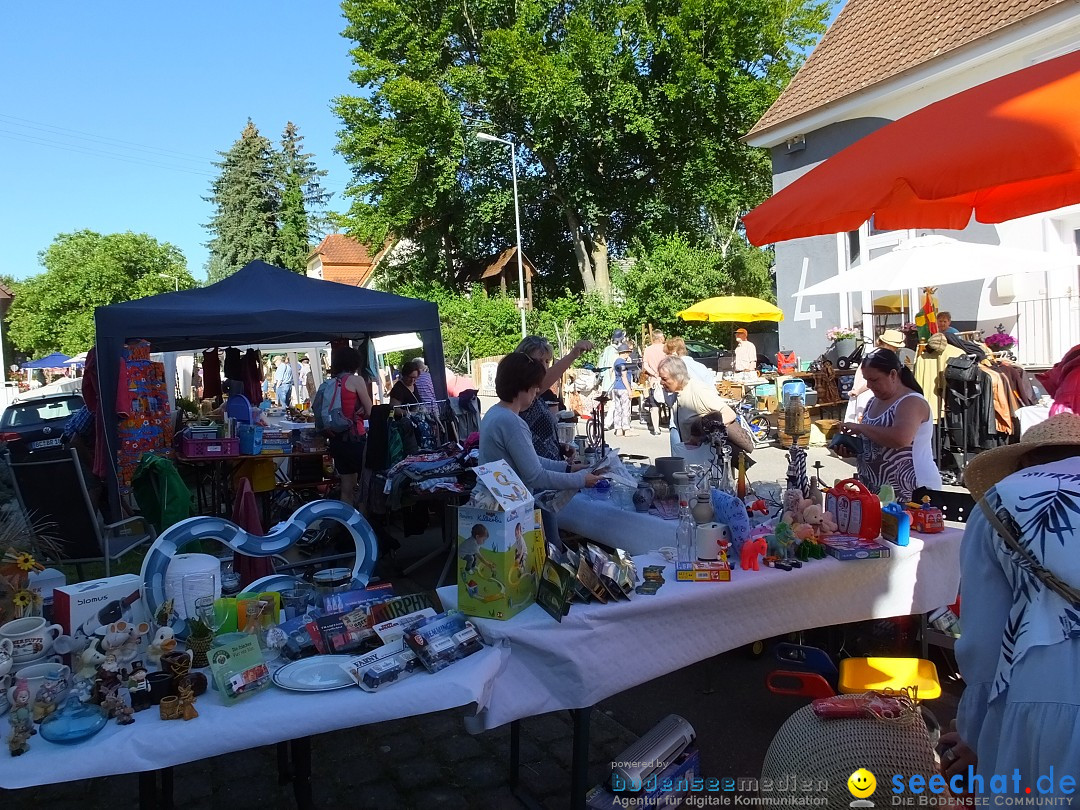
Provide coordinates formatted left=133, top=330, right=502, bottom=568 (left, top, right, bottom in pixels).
left=847, top=769, right=876, bottom=798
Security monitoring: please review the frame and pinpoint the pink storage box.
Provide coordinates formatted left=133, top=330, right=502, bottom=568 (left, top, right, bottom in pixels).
left=181, top=436, right=240, bottom=458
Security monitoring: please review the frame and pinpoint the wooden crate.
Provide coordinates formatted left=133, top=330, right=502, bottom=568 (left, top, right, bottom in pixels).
left=777, top=411, right=811, bottom=448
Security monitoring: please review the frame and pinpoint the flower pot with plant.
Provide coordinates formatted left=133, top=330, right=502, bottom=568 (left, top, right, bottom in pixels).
left=985, top=326, right=1016, bottom=353
left=826, top=326, right=861, bottom=360
left=185, top=617, right=214, bottom=669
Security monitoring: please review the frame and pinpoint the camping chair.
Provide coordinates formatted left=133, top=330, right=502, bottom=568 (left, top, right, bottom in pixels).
left=9, top=447, right=156, bottom=578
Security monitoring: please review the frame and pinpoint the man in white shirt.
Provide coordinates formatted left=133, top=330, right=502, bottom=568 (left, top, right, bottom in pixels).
left=733, top=329, right=757, bottom=373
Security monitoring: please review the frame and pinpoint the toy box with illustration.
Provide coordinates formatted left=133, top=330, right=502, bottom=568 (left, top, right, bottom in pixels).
left=457, top=460, right=546, bottom=620
left=676, top=561, right=732, bottom=582
left=208, top=633, right=271, bottom=704
left=403, top=612, right=486, bottom=673
left=53, top=574, right=150, bottom=648
left=819, top=535, right=892, bottom=560
left=342, top=638, right=423, bottom=692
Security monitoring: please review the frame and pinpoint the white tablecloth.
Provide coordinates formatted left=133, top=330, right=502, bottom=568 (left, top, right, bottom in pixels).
left=443, top=526, right=963, bottom=730
left=0, top=645, right=507, bottom=789
left=558, top=495, right=676, bottom=554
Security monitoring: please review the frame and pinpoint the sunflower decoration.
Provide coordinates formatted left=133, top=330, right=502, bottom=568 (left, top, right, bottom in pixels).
left=12, top=590, right=32, bottom=608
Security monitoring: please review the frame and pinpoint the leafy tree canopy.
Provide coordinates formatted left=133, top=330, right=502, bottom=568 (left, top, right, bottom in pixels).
left=6, top=230, right=195, bottom=357
left=335, top=0, right=827, bottom=296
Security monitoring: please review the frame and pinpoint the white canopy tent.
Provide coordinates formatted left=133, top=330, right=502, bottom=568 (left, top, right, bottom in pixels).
left=796, top=235, right=1074, bottom=299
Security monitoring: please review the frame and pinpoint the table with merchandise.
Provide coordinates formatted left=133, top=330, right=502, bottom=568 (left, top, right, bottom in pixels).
left=439, top=523, right=963, bottom=808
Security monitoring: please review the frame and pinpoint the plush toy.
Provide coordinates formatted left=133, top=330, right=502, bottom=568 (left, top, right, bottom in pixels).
left=767, top=522, right=798, bottom=559
left=77, top=639, right=108, bottom=681
left=739, top=536, right=768, bottom=571
left=801, top=504, right=838, bottom=535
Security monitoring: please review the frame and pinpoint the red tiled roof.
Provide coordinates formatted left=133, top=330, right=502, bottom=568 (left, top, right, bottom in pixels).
left=747, top=0, right=1067, bottom=138
left=0, top=280, right=13, bottom=299
left=322, top=266, right=376, bottom=287
left=480, top=246, right=536, bottom=279
left=308, top=233, right=377, bottom=265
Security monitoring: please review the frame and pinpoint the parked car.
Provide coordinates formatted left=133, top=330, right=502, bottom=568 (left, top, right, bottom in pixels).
left=0, top=394, right=84, bottom=455
left=683, top=340, right=734, bottom=372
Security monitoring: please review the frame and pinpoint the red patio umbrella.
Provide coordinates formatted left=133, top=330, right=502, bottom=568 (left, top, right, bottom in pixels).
left=743, top=50, right=1080, bottom=246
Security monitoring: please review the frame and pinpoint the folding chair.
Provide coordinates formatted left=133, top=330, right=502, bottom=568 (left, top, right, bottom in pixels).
left=9, top=447, right=155, bottom=578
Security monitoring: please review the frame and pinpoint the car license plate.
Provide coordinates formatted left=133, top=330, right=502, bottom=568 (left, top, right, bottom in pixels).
left=31, top=438, right=62, bottom=449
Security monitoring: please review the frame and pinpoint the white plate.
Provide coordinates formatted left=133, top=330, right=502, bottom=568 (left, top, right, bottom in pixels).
left=272, top=656, right=355, bottom=692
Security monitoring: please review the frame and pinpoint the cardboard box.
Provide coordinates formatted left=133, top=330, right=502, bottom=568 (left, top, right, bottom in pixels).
left=53, top=574, right=149, bottom=645
left=587, top=747, right=700, bottom=809
left=457, top=461, right=545, bottom=620
left=819, top=535, right=892, bottom=560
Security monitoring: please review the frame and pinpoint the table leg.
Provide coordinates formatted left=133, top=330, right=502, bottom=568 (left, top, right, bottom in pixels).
left=510, top=719, right=521, bottom=790
left=138, top=767, right=174, bottom=810
left=571, top=707, right=592, bottom=810
left=291, top=736, right=315, bottom=810
left=277, top=740, right=292, bottom=785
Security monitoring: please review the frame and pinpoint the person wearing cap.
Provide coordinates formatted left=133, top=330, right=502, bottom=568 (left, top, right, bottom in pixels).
left=733, top=328, right=757, bottom=373
left=610, top=343, right=635, bottom=437
left=844, top=331, right=917, bottom=423
left=838, top=347, right=941, bottom=501
left=939, top=414, right=1080, bottom=797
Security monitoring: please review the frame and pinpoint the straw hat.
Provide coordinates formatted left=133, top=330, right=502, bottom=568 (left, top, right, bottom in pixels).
left=965, top=413, right=1080, bottom=499
left=878, top=329, right=905, bottom=349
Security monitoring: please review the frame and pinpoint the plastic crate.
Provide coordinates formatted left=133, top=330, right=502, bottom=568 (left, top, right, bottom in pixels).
left=181, top=436, right=240, bottom=458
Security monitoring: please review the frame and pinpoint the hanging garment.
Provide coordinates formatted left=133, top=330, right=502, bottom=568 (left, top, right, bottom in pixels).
left=202, top=349, right=222, bottom=399
left=231, top=477, right=274, bottom=589
left=241, top=349, right=262, bottom=405
left=223, top=347, right=243, bottom=381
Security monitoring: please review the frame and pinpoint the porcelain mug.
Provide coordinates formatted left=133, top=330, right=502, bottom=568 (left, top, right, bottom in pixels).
left=7, top=662, right=71, bottom=707
left=0, top=616, right=64, bottom=663
left=0, top=638, right=13, bottom=677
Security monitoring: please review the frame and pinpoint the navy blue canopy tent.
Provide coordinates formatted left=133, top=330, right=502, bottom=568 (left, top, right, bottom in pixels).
left=94, top=261, right=447, bottom=509
left=20, top=352, right=71, bottom=369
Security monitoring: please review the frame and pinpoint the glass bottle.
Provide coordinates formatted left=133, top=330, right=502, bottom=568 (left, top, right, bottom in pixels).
left=675, top=488, right=697, bottom=569
left=736, top=454, right=748, bottom=499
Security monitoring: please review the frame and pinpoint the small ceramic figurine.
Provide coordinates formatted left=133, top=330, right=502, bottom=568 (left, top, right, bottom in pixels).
left=32, top=670, right=65, bottom=723
left=177, top=680, right=198, bottom=721
left=8, top=679, right=35, bottom=756
left=94, top=654, right=126, bottom=705
left=147, top=626, right=177, bottom=668
left=102, top=621, right=150, bottom=667
left=127, top=662, right=152, bottom=712
left=99, top=681, right=134, bottom=726
left=77, top=640, right=108, bottom=681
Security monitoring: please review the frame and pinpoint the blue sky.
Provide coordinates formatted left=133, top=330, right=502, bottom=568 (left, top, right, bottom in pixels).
left=1, top=2, right=843, bottom=283
left=1, top=2, right=356, bottom=281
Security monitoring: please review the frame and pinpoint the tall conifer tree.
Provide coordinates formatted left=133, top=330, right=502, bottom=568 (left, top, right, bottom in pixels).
left=204, top=120, right=282, bottom=282
left=277, top=122, right=331, bottom=273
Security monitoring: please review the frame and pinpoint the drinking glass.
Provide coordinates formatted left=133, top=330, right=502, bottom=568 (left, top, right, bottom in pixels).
left=194, top=596, right=228, bottom=637
left=181, top=573, right=217, bottom=621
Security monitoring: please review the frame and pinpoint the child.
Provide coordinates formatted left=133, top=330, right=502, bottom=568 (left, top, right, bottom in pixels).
left=611, top=343, right=634, bottom=437
left=460, top=524, right=492, bottom=574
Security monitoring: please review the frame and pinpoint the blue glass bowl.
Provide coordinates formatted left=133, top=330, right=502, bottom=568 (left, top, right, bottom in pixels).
left=38, top=696, right=108, bottom=745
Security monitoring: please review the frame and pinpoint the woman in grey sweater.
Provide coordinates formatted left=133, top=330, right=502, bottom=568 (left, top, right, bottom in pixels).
left=479, top=353, right=600, bottom=493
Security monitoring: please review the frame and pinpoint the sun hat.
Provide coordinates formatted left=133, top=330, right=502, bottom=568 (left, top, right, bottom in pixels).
left=964, top=413, right=1080, bottom=499
left=878, top=329, right=905, bottom=349
left=922, top=333, right=949, bottom=356
left=617, top=342, right=632, bottom=353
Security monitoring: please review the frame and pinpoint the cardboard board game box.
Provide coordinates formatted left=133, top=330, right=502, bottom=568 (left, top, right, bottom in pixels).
left=675, top=561, right=732, bottom=582
left=457, top=461, right=545, bottom=620
left=53, top=573, right=149, bottom=646
left=820, top=535, right=892, bottom=560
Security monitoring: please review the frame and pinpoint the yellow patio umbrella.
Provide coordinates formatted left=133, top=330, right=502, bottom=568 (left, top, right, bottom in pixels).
left=871, top=293, right=910, bottom=313
left=677, top=296, right=784, bottom=323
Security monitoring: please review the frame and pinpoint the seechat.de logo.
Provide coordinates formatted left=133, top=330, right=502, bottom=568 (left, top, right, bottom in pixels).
left=848, top=768, right=877, bottom=807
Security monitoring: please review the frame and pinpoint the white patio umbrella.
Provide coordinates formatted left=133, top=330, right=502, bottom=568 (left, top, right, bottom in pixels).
left=794, top=235, right=1074, bottom=298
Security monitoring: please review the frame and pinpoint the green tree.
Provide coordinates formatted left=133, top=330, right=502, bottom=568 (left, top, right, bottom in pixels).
left=614, top=233, right=773, bottom=346
left=334, top=0, right=827, bottom=297
left=277, top=122, right=332, bottom=273
left=205, top=120, right=282, bottom=282
left=6, top=231, right=195, bottom=356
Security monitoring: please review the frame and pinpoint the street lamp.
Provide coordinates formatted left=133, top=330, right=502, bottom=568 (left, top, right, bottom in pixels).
left=476, top=132, right=527, bottom=339
left=159, top=273, right=180, bottom=291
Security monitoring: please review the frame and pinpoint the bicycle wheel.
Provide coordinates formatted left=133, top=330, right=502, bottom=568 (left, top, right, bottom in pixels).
left=748, top=416, right=773, bottom=444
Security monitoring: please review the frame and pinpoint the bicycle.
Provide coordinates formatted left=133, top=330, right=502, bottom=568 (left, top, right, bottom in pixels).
left=734, top=396, right=774, bottom=446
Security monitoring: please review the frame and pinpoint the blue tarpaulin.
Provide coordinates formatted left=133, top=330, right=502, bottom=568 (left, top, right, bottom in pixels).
left=20, top=352, right=71, bottom=369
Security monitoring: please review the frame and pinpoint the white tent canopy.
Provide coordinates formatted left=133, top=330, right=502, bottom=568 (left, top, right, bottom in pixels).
left=372, top=333, right=424, bottom=355
left=794, top=235, right=1074, bottom=297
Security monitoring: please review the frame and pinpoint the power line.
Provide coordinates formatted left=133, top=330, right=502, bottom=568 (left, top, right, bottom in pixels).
left=0, top=113, right=214, bottom=163
left=0, top=130, right=218, bottom=177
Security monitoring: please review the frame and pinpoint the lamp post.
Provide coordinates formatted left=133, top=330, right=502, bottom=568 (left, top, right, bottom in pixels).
left=476, top=132, right=527, bottom=339
left=159, top=273, right=180, bottom=291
